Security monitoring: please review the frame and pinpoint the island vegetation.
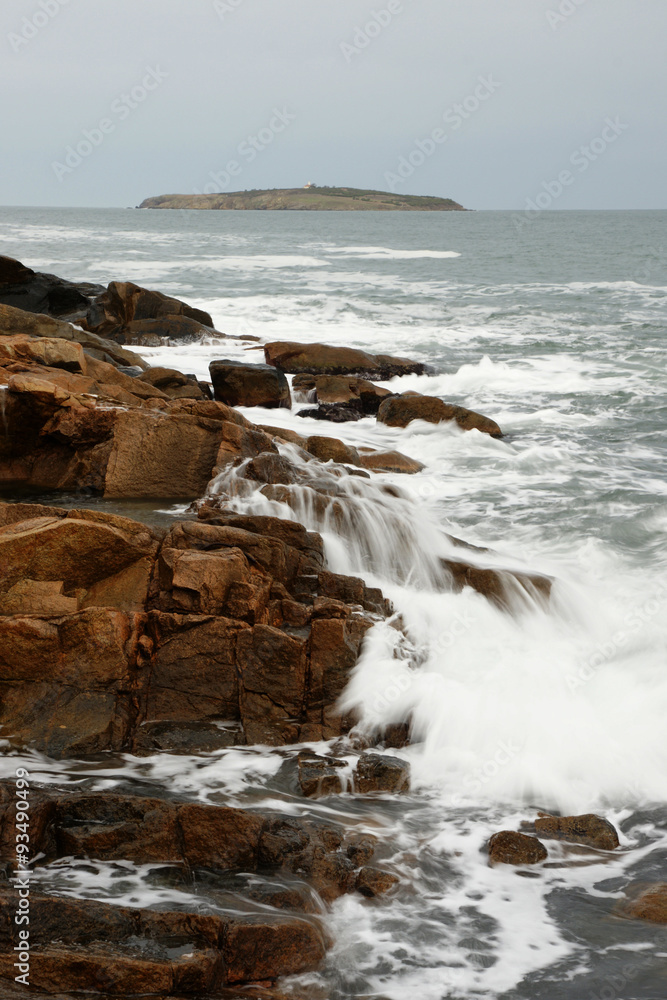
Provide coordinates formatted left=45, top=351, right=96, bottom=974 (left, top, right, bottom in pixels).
left=138, top=185, right=466, bottom=211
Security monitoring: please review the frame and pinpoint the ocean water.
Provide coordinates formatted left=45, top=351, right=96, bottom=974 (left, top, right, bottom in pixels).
left=1, top=206, right=667, bottom=999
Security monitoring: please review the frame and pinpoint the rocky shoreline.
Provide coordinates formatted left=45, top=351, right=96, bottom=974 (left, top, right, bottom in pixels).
left=1, top=254, right=665, bottom=997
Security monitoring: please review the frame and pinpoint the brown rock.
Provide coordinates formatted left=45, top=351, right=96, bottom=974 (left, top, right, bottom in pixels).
left=0, top=380, right=277, bottom=498
left=305, top=435, right=361, bottom=466
left=355, top=753, right=410, bottom=794
left=309, top=375, right=391, bottom=414
left=237, top=625, right=309, bottom=745
left=0, top=608, right=140, bottom=757
left=179, top=803, right=264, bottom=869
left=298, top=755, right=347, bottom=798
left=145, top=612, right=246, bottom=723
left=138, top=365, right=205, bottom=399
left=121, top=315, right=212, bottom=344
left=264, top=341, right=426, bottom=379
left=258, top=423, right=308, bottom=447
left=85, top=280, right=212, bottom=340
left=355, top=866, right=400, bottom=897
left=0, top=333, right=87, bottom=372
left=488, top=831, right=548, bottom=866
left=223, top=916, right=326, bottom=983
left=618, top=884, right=667, bottom=924
left=359, top=449, right=424, bottom=474
left=534, top=813, right=620, bottom=851
left=0, top=505, right=160, bottom=604
left=0, top=301, right=147, bottom=369
left=443, top=559, right=552, bottom=610
left=210, top=360, right=292, bottom=409
left=377, top=394, right=503, bottom=438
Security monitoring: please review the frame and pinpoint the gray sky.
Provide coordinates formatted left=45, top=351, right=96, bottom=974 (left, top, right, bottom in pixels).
left=1, top=0, right=665, bottom=209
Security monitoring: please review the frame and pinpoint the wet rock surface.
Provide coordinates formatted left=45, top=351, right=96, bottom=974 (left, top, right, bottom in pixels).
left=210, top=360, right=291, bottom=409
left=355, top=754, right=411, bottom=794
left=264, top=341, right=426, bottom=379
left=533, top=812, right=620, bottom=851
left=0, top=501, right=389, bottom=752
left=487, top=831, right=548, bottom=866
left=377, top=393, right=503, bottom=438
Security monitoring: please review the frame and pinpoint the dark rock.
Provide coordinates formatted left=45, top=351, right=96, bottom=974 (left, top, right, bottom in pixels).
left=533, top=813, right=620, bottom=851
left=0, top=254, right=103, bottom=322
left=377, top=394, right=503, bottom=438
left=297, top=402, right=363, bottom=423
left=355, top=753, right=410, bottom=794
left=488, top=831, right=548, bottom=865
left=209, top=359, right=291, bottom=409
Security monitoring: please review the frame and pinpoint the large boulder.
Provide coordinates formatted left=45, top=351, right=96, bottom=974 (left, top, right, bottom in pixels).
left=0, top=301, right=147, bottom=370
left=488, top=831, right=548, bottom=866
left=0, top=377, right=276, bottom=498
left=0, top=254, right=103, bottom=322
left=377, top=394, right=503, bottom=438
left=0, top=503, right=390, bottom=752
left=138, top=366, right=206, bottom=399
left=264, top=341, right=426, bottom=379
left=0, top=504, right=160, bottom=613
left=533, top=813, right=620, bottom=851
left=0, top=333, right=87, bottom=372
left=293, top=374, right=392, bottom=414
left=85, top=280, right=213, bottom=341
left=209, top=359, right=292, bottom=408
left=0, top=887, right=326, bottom=992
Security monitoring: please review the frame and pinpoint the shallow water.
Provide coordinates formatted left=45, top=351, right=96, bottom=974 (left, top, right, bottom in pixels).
left=1, top=206, right=666, bottom=998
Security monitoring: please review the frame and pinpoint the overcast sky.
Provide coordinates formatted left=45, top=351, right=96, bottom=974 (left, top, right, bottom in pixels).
left=1, top=0, right=665, bottom=210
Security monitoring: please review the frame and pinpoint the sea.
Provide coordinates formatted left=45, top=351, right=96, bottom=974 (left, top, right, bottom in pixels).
left=1, top=205, right=666, bottom=999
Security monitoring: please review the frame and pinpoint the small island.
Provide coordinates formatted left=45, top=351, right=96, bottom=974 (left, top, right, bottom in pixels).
left=138, top=186, right=466, bottom=212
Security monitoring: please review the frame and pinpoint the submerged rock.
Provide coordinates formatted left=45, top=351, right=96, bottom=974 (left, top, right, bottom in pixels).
left=264, top=341, right=426, bottom=379
left=210, top=359, right=291, bottom=409
left=617, top=884, right=667, bottom=924
left=377, top=394, right=503, bottom=438
left=488, top=831, right=548, bottom=866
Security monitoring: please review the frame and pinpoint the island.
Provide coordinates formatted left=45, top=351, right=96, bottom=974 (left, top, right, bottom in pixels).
left=138, top=186, right=466, bottom=212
